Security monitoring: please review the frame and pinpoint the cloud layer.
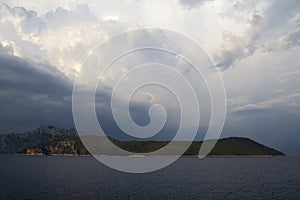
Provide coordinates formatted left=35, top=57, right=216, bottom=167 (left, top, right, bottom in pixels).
left=0, top=1, right=299, bottom=154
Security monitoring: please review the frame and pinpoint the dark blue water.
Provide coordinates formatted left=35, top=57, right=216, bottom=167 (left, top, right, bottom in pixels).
left=0, top=155, right=299, bottom=200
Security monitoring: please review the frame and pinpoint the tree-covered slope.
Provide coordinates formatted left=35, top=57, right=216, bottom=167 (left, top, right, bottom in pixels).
left=22, top=135, right=285, bottom=156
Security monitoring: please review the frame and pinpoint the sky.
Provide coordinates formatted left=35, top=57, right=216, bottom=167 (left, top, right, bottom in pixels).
left=0, top=0, right=299, bottom=155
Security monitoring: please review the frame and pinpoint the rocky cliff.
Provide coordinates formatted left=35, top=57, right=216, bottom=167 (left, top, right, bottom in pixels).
left=0, top=125, right=77, bottom=153
left=25, top=135, right=88, bottom=156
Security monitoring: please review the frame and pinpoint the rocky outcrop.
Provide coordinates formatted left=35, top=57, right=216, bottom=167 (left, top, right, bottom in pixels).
left=0, top=125, right=77, bottom=153
left=26, top=148, right=44, bottom=156
left=26, top=141, right=78, bottom=156
left=25, top=134, right=89, bottom=156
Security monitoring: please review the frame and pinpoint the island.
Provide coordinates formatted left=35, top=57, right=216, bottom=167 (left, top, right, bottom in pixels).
left=0, top=125, right=285, bottom=156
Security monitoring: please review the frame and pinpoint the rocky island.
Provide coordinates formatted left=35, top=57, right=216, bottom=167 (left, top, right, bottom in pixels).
left=0, top=125, right=285, bottom=156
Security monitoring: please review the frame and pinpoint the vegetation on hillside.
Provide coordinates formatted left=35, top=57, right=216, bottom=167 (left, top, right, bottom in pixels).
left=23, top=135, right=285, bottom=156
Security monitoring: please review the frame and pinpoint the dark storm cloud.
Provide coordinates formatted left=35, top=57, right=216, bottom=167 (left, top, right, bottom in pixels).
left=0, top=52, right=181, bottom=140
left=0, top=53, right=74, bottom=133
left=0, top=53, right=117, bottom=133
left=95, top=88, right=183, bottom=141
left=0, top=54, right=72, bottom=96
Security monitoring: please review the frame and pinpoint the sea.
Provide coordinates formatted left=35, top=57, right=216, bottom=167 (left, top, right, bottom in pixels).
left=0, top=155, right=299, bottom=200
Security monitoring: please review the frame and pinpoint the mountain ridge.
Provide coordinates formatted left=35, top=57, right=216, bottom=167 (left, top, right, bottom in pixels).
left=0, top=125, right=76, bottom=153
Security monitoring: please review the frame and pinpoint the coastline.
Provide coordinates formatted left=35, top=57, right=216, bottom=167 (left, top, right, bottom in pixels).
left=11, top=153, right=286, bottom=158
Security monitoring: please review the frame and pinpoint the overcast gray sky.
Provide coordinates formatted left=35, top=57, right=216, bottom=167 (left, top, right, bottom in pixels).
left=0, top=0, right=299, bottom=155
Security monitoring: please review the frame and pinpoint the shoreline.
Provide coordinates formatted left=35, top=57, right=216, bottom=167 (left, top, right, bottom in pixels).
left=8, top=153, right=287, bottom=158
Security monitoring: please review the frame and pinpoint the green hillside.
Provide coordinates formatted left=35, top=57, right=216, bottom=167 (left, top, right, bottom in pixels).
left=22, top=135, right=285, bottom=156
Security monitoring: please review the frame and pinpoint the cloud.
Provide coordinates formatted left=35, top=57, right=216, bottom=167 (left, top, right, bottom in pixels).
left=274, top=70, right=300, bottom=84
left=267, top=29, right=300, bottom=51
left=0, top=0, right=300, bottom=153
left=214, top=1, right=300, bottom=69
left=259, top=1, right=300, bottom=52
left=0, top=3, right=133, bottom=79
left=0, top=46, right=118, bottom=133
left=0, top=53, right=74, bottom=132
left=0, top=42, right=14, bottom=55
left=0, top=46, right=184, bottom=139
left=262, top=0, right=300, bottom=32
left=215, top=14, right=262, bottom=69
left=178, top=0, right=208, bottom=10
left=1, top=1, right=299, bottom=72
left=0, top=53, right=72, bottom=96
left=231, top=93, right=300, bottom=114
